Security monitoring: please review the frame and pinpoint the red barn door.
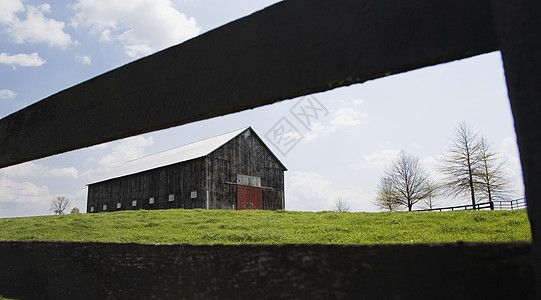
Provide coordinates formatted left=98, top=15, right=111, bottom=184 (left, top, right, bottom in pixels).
left=249, top=186, right=262, bottom=210
left=237, top=185, right=262, bottom=210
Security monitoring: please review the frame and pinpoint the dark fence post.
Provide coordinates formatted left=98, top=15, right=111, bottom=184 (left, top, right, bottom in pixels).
left=491, top=0, right=541, bottom=295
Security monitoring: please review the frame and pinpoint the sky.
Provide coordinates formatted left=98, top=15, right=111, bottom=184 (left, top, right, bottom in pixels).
left=0, top=0, right=524, bottom=218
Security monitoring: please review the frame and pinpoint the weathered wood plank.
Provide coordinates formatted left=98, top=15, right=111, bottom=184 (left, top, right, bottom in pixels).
left=0, top=0, right=497, bottom=168
left=0, top=241, right=533, bottom=299
left=491, top=0, right=541, bottom=295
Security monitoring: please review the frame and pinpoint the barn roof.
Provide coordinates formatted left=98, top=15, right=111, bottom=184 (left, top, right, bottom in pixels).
left=88, top=127, right=252, bottom=185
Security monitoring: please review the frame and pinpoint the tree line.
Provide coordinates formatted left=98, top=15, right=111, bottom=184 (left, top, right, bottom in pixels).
left=374, top=122, right=513, bottom=211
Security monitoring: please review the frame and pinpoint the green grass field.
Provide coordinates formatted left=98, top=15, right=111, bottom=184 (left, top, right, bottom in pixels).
left=0, top=209, right=531, bottom=245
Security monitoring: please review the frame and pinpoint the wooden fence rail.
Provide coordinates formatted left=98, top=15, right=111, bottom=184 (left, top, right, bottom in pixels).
left=494, top=199, right=528, bottom=211
left=0, top=241, right=534, bottom=300
left=415, top=202, right=492, bottom=212
left=0, top=0, right=498, bottom=169
left=1, top=0, right=540, bottom=298
left=415, top=198, right=527, bottom=212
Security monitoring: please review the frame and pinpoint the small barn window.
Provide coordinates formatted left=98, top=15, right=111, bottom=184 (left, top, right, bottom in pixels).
left=90, top=206, right=94, bottom=212
left=117, top=202, right=121, bottom=209
left=132, top=200, right=137, bottom=207
left=149, top=197, right=154, bottom=204
left=169, top=194, right=175, bottom=202
left=103, top=204, right=107, bottom=211
left=191, top=190, right=197, bottom=199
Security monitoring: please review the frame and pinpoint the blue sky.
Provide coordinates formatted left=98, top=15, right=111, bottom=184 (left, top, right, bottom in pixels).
left=0, top=0, right=523, bottom=218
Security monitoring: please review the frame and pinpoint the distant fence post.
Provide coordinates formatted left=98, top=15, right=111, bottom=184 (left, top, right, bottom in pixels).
left=413, top=200, right=526, bottom=212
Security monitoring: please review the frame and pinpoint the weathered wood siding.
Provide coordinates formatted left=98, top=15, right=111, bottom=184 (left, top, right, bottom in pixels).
left=87, top=158, right=207, bottom=212
left=206, top=128, right=286, bottom=210
left=87, top=128, right=286, bottom=212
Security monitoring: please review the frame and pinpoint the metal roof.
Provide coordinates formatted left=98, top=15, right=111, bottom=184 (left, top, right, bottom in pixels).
left=88, top=127, right=250, bottom=185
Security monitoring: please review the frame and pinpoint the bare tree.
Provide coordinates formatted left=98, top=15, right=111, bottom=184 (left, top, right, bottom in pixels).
left=333, top=197, right=350, bottom=212
left=439, top=122, right=481, bottom=207
left=374, top=176, right=401, bottom=211
left=476, top=136, right=512, bottom=205
left=382, top=151, right=436, bottom=211
left=421, top=182, right=441, bottom=210
left=50, top=196, right=71, bottom=215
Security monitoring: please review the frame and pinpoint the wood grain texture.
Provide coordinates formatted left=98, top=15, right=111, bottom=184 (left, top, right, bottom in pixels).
left=491, top=0, right=541, bottom=295
left=87, top=158, right=208, bottom=212
left=0, top=241, right=533, bottom=299
left=0, top=0, right=497, bottom=168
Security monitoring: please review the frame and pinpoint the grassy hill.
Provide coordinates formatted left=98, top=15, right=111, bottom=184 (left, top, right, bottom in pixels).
left=0, top=209, right=531, bottom=245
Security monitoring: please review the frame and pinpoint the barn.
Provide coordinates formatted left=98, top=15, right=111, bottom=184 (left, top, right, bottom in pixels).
left=86, top=127, right=286, bottom=213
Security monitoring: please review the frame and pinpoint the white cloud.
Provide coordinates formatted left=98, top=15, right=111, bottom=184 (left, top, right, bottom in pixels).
left=357, top=149, right=400, bottom=168
left=76, top=54, right=92, bottom=65
left=83, top=135, right=154, bottom=181
left=419, top=155, right=440, bottom=172
left=0, top=89, right=16, bottom=99
left=98, top=135, right=154, bottom=171
left=46, top=167, right=79, bottom=178
left=303, top=121, right=327, bottom=142
left=72, top=0, right=201, bottom=58
left=0, top=52, right=45, bottom=67
left=304, top=107, right=365, bottom=141
left=419, top=155, right=445, bottom=183
left=0, top=0, right=24, bottom=24
left=334, top=98, right=365, bottom=106
left=330, top=107, right=362, bottom=127
left=0, top=161, right=79, bottom=179
left=0, top=162, right=43, bottom=177
left=352, top=98, right=365, bottom=105
left=123, top=43, right=153, bottom=58
left=286, top=171, right=376, bottom=212
left=0, top=177, right=51, bottom=217
left=354, top=150, right=439, bottom=176
left=4, top=4, right=73, bottom=48
left=99, top=28, right=111, bottom=41
left=0, top=178, right=50, bottom=204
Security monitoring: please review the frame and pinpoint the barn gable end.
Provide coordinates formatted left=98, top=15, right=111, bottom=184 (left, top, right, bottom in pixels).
left=206, top=128, right=286, bottom=210
left=87, top=127, right=286, bottom=213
